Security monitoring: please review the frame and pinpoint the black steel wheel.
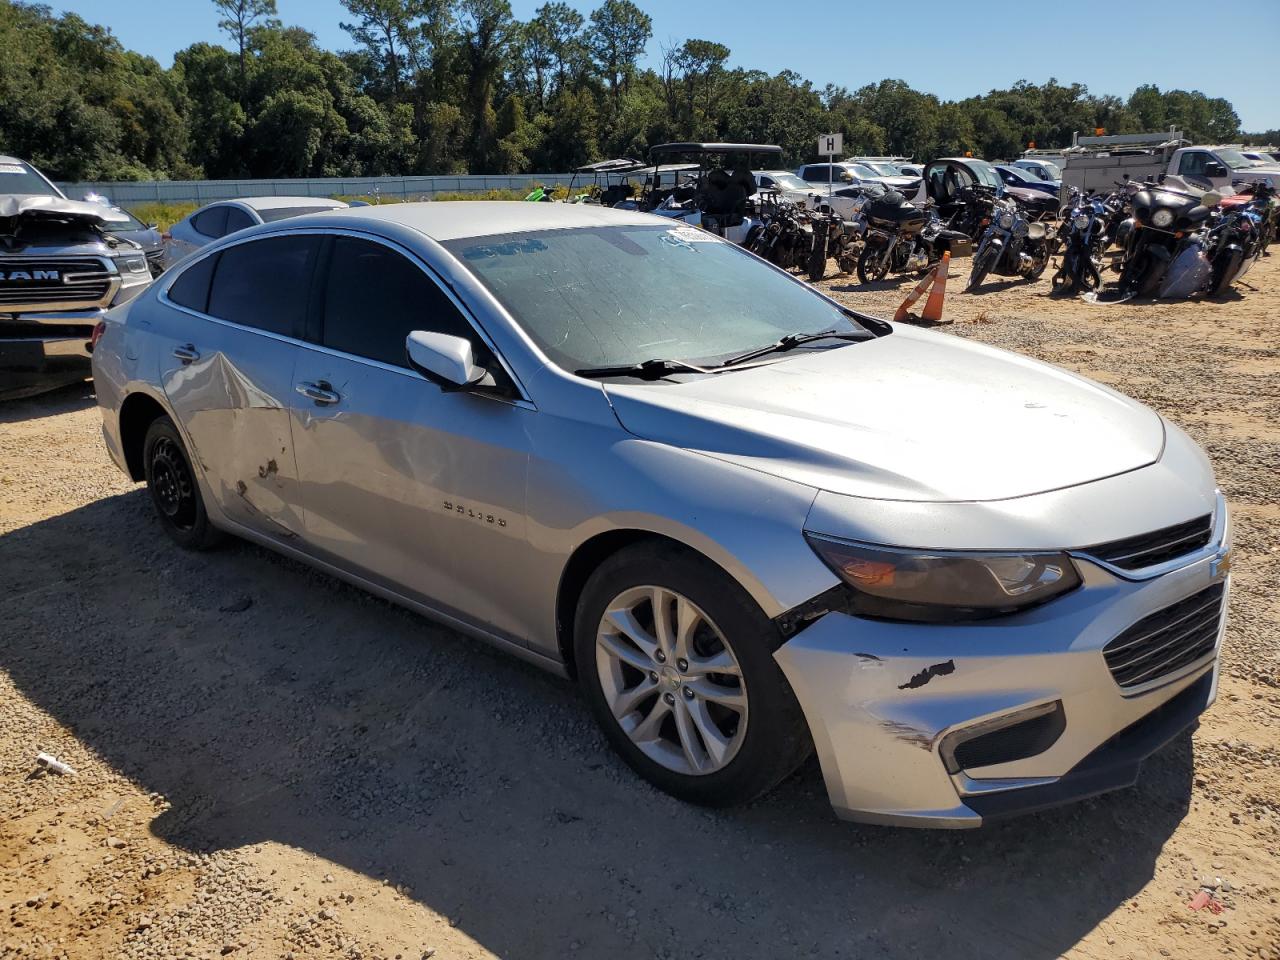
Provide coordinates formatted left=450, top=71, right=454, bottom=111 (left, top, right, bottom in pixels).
left=143, top=416, right=222, bottom=550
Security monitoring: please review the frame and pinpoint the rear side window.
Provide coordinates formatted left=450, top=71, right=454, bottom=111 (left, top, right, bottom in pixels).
left=224, top=206, right=255, bottom=234
left=166, top=253, right=219, bottom=313
left=192, top=206, right=229, bottom=238
left=320, top=237, right=477, bottom=367
left=207, top=235, right=319, bottom=337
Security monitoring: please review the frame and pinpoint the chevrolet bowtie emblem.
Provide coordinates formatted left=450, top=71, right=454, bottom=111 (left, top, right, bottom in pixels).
left=1210, top=549, right=1233, bottom=580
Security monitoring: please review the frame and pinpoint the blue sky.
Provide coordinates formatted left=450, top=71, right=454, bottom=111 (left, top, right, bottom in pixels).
left=54, top=0, right=1279, bottom=130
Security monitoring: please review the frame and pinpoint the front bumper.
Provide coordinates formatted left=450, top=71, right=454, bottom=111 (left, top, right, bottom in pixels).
left=775, top=508, right=1230, bottom=828
left=0, top=310, right=100, bottom=400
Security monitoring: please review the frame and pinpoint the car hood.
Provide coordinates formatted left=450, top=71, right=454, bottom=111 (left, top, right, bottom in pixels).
left=603, top=326, right=1165, bottom=503
left=0, top=194, right=130, bottom=225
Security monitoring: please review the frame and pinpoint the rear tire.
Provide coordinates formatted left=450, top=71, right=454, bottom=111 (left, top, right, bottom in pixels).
left=143, top=416, right=222, bottom=550
left=574, top=543, right=811, bottom=807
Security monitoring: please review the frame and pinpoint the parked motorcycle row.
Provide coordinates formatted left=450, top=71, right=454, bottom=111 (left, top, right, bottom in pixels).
left=1056, top=176, right=1277, bottom=300
left=745, top=164, right=1277, bottom=303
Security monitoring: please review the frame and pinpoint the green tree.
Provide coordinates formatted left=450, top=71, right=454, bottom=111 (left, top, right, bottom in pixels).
left=588, top=0, right=651, bottom=110
left=212, top=0, right=279, bottom=100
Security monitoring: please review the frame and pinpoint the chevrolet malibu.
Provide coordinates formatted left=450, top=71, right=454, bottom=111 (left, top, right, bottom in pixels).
left=92, top=203, right=1231, bottom=827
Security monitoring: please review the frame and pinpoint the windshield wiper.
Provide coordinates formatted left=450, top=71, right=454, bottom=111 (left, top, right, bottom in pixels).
left=574, top=357, right=714, bottom=380
left=719, top=329, right=868, bottom=368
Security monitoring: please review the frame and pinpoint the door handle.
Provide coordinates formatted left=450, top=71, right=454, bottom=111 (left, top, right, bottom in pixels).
left=172, top=344, right=199, bottom=364
left=296, top=380, right=340, bottom=406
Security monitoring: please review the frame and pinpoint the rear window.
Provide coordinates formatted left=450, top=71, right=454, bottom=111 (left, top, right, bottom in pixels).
left=258, top=205, right=341, bottom=223
left=207, top=235, right=319, bottom=337
left=192, top=206, right=229, bottom=238
left=225, top=206, right=255, bottom=233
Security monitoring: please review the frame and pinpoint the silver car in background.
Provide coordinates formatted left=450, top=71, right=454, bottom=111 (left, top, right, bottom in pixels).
left=163, top=196, right=349, bottom=268
left=92, top=203, right=1230, bottom=827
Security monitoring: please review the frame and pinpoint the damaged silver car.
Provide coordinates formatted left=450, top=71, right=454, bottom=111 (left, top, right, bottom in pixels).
left=92, top=203, right=1230, bottom=826
left=1, top=157, right=153, bottom=400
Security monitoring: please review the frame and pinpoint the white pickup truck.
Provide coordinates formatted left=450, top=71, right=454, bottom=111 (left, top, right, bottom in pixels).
left=1063, top=144, right=1280, bottom=194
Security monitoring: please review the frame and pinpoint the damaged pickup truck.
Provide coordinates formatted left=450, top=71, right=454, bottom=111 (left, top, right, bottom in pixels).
left=1, top=156, right=153, bottom=400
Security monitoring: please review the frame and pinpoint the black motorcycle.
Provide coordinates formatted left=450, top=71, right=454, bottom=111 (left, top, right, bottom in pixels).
left=1115, top=178, right=1214, bottom=298
left=746, top=201, right=810, bottom=271
left=1051, top=193, right=1110, bottom=294
left=855, top=192, right=968, bottom=283
left=966, top=195, right=1058, bottom=291
left=805, top=207, right=858, bottom=282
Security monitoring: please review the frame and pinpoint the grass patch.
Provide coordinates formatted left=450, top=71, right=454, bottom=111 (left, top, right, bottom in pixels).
left=128, top=201, right=198, bottom=231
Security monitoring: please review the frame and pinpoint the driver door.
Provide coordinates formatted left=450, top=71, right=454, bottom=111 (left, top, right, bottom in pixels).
left=288, top=235, right=536, bottom=642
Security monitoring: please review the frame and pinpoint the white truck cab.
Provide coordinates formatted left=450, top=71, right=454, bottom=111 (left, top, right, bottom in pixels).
left=1168, top=146, right=1280, bottom=189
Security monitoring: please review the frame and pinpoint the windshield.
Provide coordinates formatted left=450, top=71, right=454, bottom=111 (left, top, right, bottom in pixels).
left=0, top=160, right=64, bottom=198
left=1001, top=166, right=1032, bottom=182
left=446, top=225, right=868, bottom=373
left=769, top=173, right=810, bottom=191
left=864, top=162, right=900, bottom=177
left=1216, top=149, right=1254, bottom=170
left=967, top=160, right=1004, bottom=190
left=257, top=204, right=344, bottom=223
left=846, top=163, right=877, bottom=179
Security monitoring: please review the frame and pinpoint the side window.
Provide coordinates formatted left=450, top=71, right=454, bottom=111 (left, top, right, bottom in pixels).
left=192, top=206, right=229, bottom=239
left=320, top=237, right=481, bottom=368
left=1179, top=152, right=1207, bottom=177
left=224, top=206, right=255, bottom=234
left=207, top=235, right=319, bottom=337
left=166, top=252, right=219, bottom=313
left=759, top=177, right=774, bottom=188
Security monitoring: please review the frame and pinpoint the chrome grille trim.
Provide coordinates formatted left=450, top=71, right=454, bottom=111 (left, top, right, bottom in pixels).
left=1080, top=514, right=1213, bottom=572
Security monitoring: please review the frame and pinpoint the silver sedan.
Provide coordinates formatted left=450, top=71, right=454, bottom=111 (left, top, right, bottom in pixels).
left=91, top=203, right=1230, bottom=827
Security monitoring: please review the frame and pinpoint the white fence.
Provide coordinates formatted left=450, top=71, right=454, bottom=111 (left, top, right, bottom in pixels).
left=56, top=173, right=584, bottom=207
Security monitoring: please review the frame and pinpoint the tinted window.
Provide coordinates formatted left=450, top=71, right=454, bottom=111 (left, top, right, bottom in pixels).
left=224, top=206, right=255, bottom=233
left=321, top=237, right=477, bottom=367
left=207, top=235, right=319, bottom=336
left=167, top=253, right=219, bottom=313
left=259, top=204, right=343, bottom=223
left=192, top=206, right=229, bottom=238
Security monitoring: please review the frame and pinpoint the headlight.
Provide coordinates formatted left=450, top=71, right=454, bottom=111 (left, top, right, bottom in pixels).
left=805, top=535, right=1082, bottom=622
left=1073, top=213, right=1090, bottom=230
left=1151, top=208, right=1175, bottom=228
left=119, top=255, right=148, bottom=274
left=998, top=211, right=1015, bottom=230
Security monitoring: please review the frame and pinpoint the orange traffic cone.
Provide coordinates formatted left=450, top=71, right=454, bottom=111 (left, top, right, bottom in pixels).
left=920, top=251, right=950, bottom=322
left=893, top=266, right=935, bottom=322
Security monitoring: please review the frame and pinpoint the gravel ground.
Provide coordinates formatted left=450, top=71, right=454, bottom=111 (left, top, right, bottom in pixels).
left=1, top=252, right=1278, bottom=960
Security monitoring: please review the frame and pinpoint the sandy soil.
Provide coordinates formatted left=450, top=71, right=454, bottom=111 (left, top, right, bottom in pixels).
left=1, top=252, right=1278, bottom=960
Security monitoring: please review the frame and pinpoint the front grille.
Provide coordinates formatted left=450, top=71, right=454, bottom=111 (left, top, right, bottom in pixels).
left=0, top=257, right=114, bottom=310
left=1083, top=514, right=1213, bottom=571
left=1103, top=583, right=1224, bottom=689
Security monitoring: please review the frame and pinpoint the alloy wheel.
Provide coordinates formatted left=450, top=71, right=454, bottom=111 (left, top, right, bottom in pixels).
left=594, top=585, right=748, bottom=776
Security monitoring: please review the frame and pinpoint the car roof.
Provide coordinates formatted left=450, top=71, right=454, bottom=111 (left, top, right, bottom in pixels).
left=221, top=196, right=348, bottom=211
left=0, top=155, right=29, bottom=166
left=281, top=200, right=669, bottom=242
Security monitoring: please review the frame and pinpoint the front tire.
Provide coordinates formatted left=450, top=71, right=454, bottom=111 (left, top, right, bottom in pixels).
left=967, top=247, right=995, bottom=290
left=574, top=543, right=811, bottom=807
left=856, top=245, right=890, bottom=283
left=143, top=416, right=222, bottom=550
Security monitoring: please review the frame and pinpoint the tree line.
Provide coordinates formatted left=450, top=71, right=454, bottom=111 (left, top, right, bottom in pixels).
left=0, top=0, right=1269, bottom=183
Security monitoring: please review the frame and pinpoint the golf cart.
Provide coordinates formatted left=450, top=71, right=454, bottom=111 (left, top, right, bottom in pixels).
left=641, top=142, right=786, bottom=245
left=566, top=158, right=649, bottom=206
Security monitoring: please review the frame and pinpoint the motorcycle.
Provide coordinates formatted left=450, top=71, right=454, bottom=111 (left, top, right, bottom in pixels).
left=1219, top=179, right=1277, bottom=256
left=1051, top=192, right=1110, bottom=294
left=855, top=191, right=968, bottom=284
left=1115, top=177, right=1217, bottom=298
left=966, top=195, right=1058, bottom=291
left=1202, top=203, right=1265, bottom=296
left=805, top=207, right=859, bottom=281
left=746, top=201, right=811, bottom=271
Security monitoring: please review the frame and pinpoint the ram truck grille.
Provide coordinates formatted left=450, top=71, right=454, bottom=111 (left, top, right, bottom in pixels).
left=0, top=257, right=116, bottom=312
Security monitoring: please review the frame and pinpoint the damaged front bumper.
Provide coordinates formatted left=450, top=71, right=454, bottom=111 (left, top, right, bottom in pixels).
left=774, top=511, right=1230, bottom=828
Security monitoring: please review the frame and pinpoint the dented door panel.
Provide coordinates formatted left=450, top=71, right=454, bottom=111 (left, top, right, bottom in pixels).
left=158, top=314, right=304, bottom=541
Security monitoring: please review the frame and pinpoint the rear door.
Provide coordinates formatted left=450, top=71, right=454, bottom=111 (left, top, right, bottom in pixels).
left=157, top=233, right=320, bottom=541
left=288, top=234, right=535, bottom=640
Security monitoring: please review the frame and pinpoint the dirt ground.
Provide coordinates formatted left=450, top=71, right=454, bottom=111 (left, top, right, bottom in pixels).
left=2, top=251, right=1278, bottom=960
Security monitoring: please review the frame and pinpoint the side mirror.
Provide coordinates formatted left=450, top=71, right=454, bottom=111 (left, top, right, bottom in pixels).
left=406, top=331, right=486, bottom=390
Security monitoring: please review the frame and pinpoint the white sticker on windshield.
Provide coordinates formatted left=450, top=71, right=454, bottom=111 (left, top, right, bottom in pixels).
left=667, top=226, right=721, bottom=243
left=0, top=164, right=27, bottom=174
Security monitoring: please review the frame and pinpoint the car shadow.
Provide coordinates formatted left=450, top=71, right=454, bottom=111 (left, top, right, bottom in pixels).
left=0, top=380, right=96, bottom=423
left=0, top=493, right=1194, bottom=960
